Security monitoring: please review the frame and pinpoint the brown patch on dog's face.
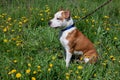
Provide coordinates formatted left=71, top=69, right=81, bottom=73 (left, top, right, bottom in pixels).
left=62, top=11, right=70, bottom=19
left=55, top=11, right=70, bottom=22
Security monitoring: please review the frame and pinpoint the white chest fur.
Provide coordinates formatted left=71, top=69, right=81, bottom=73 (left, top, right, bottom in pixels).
left=60, top=27, right=76, bottom=50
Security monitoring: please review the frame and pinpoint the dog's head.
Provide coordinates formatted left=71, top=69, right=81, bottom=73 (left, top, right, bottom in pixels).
left=48, top=10, right=73, bottom=28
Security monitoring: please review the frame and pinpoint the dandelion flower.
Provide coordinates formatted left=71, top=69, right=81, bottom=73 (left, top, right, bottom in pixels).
left=49, top=63, right=53, bottom=68
left=23, top=19, right=28, bottom=23
left=33, top=71, right=37, bottom=74
left=65, top=73, right=70, bottom=79
left=28, top=63, right=31, bottom=67
left=110, top=56, right=116, bottom=61
left=37, top=66, right=41, bottom=69
left=16, top=43, right=21, bottom=46
left=75, top=71, right=79, bottom=74
left=104, top=16, right=109, bottom=19
left=66, top=76, right=69, bottom=80
left=11, top=29, right=15, bottom=32
left=8, top=69, right=16, bottom=74
left=7, top=17, right=12, bottom=21
left=106, top=27, right=110, bottom=31
left=31, top=77, right=36, bottom=80
left=52, top=56, right=56, bottom=60
left=77, top=76, right=81, bottom=79
left=3, top=39, right=8, bottom=43
left=110, top=55, right=114, bottom=59
left=19, top=22, right=22, bottom=25
left=48, top=68, right=51, bottom=72
left=93, top=73, right=97, bottom=77
left=102, top=63, right=106, bottom=66
left=77, top=65, right=83, bottom=70
left=13, top=59, right=17, bottom=63
left=65, top=73, right=70, bottom=76
left=26, top=69, right=31, bottom=74
left=92, top=19, right=95, bottom=23
left=39, top=13, right=43, bottom=16
left=74, top=16, right=79, bottom=19
left=3, top=27, right=7, bottom=32
left=114, top=37, right=118, bottom=40
left=41, top=18, right=44, bottom=21
left=16, top=73, right=21, bottom=78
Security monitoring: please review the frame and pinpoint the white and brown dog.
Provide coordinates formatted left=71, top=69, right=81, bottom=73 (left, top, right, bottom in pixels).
left=48, top=10, right=98, bottom=67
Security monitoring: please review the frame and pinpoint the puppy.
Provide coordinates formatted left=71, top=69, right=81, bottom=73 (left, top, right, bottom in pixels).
left=48, top=10, right=98, bottom=67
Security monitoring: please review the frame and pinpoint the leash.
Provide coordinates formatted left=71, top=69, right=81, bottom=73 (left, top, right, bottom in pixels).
left=74, top=0, right=112, bottom=21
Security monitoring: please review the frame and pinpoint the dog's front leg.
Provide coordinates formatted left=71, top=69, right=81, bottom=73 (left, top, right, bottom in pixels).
left=65, top=50, right=72, bottom=68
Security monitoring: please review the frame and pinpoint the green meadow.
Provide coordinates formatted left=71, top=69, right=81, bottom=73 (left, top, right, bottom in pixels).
left=0, top=0, right=120, bottom=80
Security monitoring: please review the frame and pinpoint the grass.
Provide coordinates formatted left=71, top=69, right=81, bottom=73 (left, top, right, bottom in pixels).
left=0, top=0, right=120, bottom=80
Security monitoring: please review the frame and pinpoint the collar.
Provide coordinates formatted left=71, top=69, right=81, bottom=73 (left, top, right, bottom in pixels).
left=61, top=23, right=75, bottom=32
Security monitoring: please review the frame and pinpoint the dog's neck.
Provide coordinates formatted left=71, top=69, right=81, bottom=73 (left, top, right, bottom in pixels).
left=61, top=23, right=75, bottom=32
left=61, top=17, right=75, bottom=31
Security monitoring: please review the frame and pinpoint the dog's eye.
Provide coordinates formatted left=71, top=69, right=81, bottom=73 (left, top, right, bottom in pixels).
left=57, top=18, right=61, bottom=20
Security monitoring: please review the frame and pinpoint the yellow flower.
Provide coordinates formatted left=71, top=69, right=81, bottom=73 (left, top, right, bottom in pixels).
left=7, top=17, right=12, bottom=21
left=65, top=73, right=70, bottom=79
left=41, top=18, right=44, bottom=21
left=106, top=27, right=110, bottom=31
left=39, top=13, right=43, bottom=16
left=110, top=56, right=116, bottom=61
left=33, top=71, right=37, bottom=74
left=49, top=63, right=53, bottom=68
left=66, top=76, right=69, bottom=80
left=3, top=39, right=8, bottom=43
left=16, top=73, right=21, bottom=78
left=92, top=19, right=95, bottom=23
left=14, top=20, right=17, bottom=22
left=3, top=27, right=7, bottom=32
left=77, top=76, right=81, bottom=79
left=38, top=69, right=42, bottom=72
left=48, top=68, right=51, bottom=72
left=8, top=69, right=17, bottom=74
left=19, top=22, right=22, bottom=25
left=23, top=19, right=28, bottom=23
left=93, top=73, right=97, bottom=77
left=52, top=56, right=56, bottom=60
left=114, top=37, right=118, bottom=40
left=92, top=25, right=94, bottom=27
left=16, top=43, right=21, bottom=46
left=77, top=65, right=83, bottom=70
left=26, top=69, right=31, bottom=74
left=37, top=66, right=41, bottom=69
left=102, top=63, right=106, bottom=66
left=13, top=59, right=17, bottom=63
left=110, top=55, right=114, bottom=59
left=86, top=19, right=89, bottom=23
left=74, top=16, right=79, bottom=19
left=11, top=69, right=16, bottom=73
left=31, top=77, right=36, bottom=80
left=11, top=29, right=15, bottom=32
left=28, top=63, right=31, bottom=67
left=75, top=71, right=79, bottom=74
left=104, top=16, right=109, bottom=19
left=65, top=73, right=70, bottom=76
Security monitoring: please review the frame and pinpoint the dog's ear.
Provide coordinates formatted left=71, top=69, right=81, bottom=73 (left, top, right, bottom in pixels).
left=64, top=11, right=70, bottom=19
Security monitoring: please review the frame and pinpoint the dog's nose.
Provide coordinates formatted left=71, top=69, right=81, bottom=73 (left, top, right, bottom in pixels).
left=48, top=21, right=52, bottom=26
